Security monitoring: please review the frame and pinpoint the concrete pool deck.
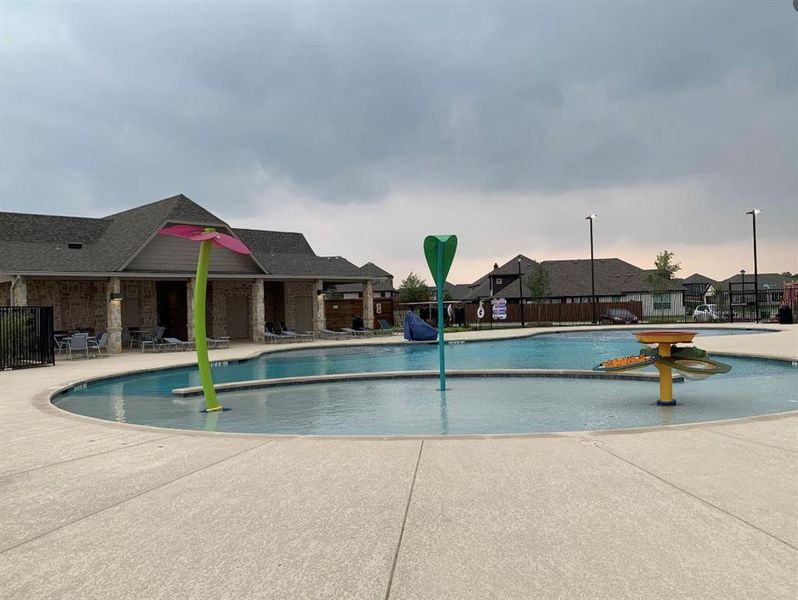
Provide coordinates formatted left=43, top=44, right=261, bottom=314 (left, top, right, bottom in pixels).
left=1, top=324, right=796, bottom=599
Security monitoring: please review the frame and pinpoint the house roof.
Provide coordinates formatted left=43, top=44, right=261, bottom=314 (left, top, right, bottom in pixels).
left=465, top=257, right=682, bottom=299
left=488, top=255, right=538, bottom=276
left=330, top=262, right=396, bottom=294
left=682, top=273, right=718, bottom=285
left=0, top=194, right=371, bottom=281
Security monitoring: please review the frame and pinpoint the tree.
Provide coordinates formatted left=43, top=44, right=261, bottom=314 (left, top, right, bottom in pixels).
left=398, top=271, right=429, bottom=303
left=524, top=263, right=551, bottom=302
left=647, top=250, right=681, bottom=292
left=523, top=263, right=551, bottom=323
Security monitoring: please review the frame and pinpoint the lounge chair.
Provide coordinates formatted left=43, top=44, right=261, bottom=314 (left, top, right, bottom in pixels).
left=274, top=322, right=312, bottom=341
left=140, top=326, right=167, bottom=351
left=280, top=329, right=313, bottom=341
left=341, top=327, right=374, bottom=337
left=87, top=332, right=111, bottom=358
left=265, top=330, right=292, bottom=343
left=319, top=328, right=353, bottom=339
left=208, top=336, right=230, bottom=349
left=163, top=336, right=193, bottom=351
left=378, top=319, right=397, bottom=335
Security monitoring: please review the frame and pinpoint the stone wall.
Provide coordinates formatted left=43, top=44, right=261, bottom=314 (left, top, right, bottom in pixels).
left=120, top=280, right=158, bottom=330
left=250, top=280, right=265, bottom=343
left=27, top=279, right=107, bottom=333
left=209, top=280, right=251, bottom=338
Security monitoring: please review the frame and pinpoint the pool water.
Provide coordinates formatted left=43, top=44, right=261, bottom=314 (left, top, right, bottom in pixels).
left=55, top=329, right=797, bottom=435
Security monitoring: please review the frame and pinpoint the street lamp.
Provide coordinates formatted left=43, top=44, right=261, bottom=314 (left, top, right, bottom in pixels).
left=745, top=209, right=761, bottom=323
left=586, top=214, right=597, bottom=323
left=517, top=256, right=525, bottom=328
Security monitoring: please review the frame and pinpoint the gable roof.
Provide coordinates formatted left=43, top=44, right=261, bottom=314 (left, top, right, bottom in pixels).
left=359, top=262, right=393, bottom=278
left=488, top=255, right=538, bottom=276
left=540, top=258, right=683, bottom=296
left=0, top=194, right=371, bottom=280
left=682, top=273, right=718, bottom=285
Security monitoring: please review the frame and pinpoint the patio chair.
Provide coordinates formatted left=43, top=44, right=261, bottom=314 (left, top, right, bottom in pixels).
left=378, top=319, right=397, bottom=335
left=67, top=333, right=89, bottom=359
left=163, top=336, right=193, bottom=351
left=319, top=328, right=354, bottom=339
left=88, top=332, right=110, bottom=358
left=140, top=326, right=167, bottom=352
left=54, top=335, right=69, bottom=358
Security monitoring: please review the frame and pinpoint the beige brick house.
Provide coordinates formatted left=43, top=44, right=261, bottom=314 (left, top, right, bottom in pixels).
left=0, top=194, right=378, bottom=353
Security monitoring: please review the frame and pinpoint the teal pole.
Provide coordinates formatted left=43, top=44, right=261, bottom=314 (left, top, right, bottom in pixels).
left=437, top=240, right=446, bottom=391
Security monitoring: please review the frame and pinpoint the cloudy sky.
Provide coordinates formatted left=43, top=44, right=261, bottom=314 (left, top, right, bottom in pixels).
left=1, top=1, right=796, bottom=283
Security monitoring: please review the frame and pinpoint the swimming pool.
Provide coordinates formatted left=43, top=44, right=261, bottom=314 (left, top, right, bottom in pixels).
left=54, top=329, right=797, bottom=435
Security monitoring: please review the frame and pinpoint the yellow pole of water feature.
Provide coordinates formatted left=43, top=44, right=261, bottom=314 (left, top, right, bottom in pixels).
left=654, top=342, right=675, bottom=405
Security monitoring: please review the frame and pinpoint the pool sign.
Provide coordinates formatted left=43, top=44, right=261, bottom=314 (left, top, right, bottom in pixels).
left=424, top=234, right=458, bottom=391
left=492, top=298, right=507, bottom=320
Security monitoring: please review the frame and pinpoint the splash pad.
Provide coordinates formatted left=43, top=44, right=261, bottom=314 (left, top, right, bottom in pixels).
left=595, top=331, right=732, bottom=405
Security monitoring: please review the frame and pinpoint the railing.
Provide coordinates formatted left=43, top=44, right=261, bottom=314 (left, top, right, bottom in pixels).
left=0, top=306, right=55, bottom=370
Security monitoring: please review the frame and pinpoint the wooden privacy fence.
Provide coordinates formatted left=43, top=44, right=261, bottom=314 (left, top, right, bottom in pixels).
left=325, top=298, right=394, bottom=329
left=0, top=306, right=55, bottom=370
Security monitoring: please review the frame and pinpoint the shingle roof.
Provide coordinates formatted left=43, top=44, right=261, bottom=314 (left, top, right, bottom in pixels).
left=0, top=194, right=372, bottom=280
left=539, top=258, right=682, bottom=296
left=233, top=229, right=315, bottom=256
left=488, top=255, right=538, bottom=276
left=359, top=262, right=393, bottom=278
left=682, top=273, right=718, bottom=285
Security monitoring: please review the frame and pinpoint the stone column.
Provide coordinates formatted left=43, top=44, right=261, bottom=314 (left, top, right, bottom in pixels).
left=11, top=276, right=27, bottom=306
left=186, top=278, right=196, bottom=342
left=250, top=279, right=265, bottom=343
left=363, top=280, right=375, bottom=329
left=106, top=277, right=123, bottom=354
left=313, top=280, right=326, bottom=336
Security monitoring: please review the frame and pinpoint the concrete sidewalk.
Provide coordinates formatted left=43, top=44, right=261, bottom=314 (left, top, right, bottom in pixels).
left=0, top=325, right=796, bottom=599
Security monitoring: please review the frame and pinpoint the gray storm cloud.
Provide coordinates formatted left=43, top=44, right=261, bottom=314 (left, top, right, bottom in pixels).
left=0, top=1, right=795, bottom=253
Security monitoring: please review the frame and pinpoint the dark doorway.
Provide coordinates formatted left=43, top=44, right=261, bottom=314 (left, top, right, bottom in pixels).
left=156, top=281, right=188, bottom=340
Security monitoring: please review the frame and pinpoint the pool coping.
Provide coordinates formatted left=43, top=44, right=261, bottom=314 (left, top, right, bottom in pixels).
left=169, top=368, right=684, bottom=397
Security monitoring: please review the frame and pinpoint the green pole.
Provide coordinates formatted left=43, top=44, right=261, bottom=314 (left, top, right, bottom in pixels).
left=437, top=240, right=446, bottom=391
left=194, top=235, right=222, bottom=412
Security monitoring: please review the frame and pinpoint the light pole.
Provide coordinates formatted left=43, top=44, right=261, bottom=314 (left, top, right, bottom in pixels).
left=745, top=209, right=761, bottom=323
left=517, top=256, right=525, bottom=328
left=586, top=214, right=597, bottom=323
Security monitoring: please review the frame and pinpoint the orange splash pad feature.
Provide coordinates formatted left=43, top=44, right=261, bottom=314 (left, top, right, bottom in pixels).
left=635, top=331, right=698, bottom=405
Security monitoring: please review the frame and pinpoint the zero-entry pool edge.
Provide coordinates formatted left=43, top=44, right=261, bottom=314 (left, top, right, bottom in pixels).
left=48, top=328, right=796, bottom=439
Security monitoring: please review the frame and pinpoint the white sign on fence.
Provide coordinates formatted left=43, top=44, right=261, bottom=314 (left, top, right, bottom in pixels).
left=491, top=297, right=507, bottom=320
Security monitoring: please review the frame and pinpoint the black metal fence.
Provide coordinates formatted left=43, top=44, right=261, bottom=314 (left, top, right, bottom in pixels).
left=402, top=287, right=792, bottom=328
left=0, top=306, right=55, bottom=370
